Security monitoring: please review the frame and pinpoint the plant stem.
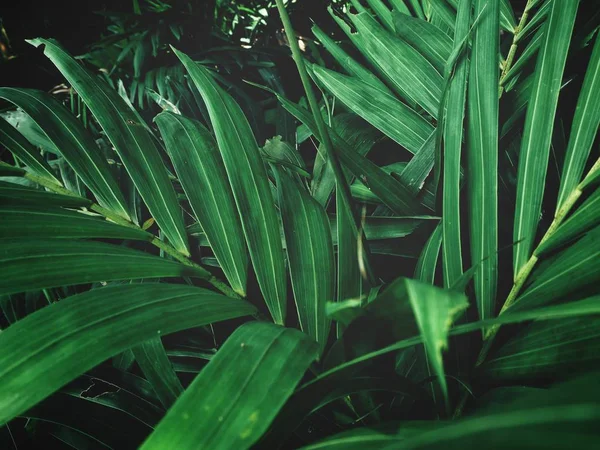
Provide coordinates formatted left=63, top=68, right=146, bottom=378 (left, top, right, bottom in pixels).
left=499, top=0, right=535, bottom=96
left=274, top=0, right=376, bottom=284
left=453, top=157, right=600, bottom=418
left=19, top=169, right=240, bottom=299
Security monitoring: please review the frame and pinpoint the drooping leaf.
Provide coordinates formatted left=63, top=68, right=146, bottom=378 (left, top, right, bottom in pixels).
left=556, top=33, right=600, bottom=211
left=0, top=88, right=130, bottom=220
left=0, top=206, right=152, bottom=241
left=0, top=284, right=256, bottom=425
left=0, top=240, right=211, bottom=296
left=0, top=116, right=60, bottom=184
left=155, top=112, right=249, bottom=296
left=415, top=224, right=443, bottom=284
left=442, top=0, right=470, bottom=288
left=0, top=180, right=91, bottom=208
left=140, top=322, right=319, bottom=450
left=28, top=38, right=189, bottom=255
left=513, top=0, right=578, bottom=275
left=466, top=0, right=500, bottom=321
left=132, top=337, right=184, bottom=409
left=312, top=65, right=434, bottom=155
left=174, top=47, right=287, bottom=324
left=276, top=168, right=334, bottom=351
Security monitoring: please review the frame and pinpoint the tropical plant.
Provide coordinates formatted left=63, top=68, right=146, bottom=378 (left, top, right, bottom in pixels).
left=1, top=0, right=599, bottom=448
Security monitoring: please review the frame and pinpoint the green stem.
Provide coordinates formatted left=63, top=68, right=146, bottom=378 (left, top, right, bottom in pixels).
left=274, top=0, right=376, bottom=284
left=453, top=157, right=600, bottom=418
left=19, top=169, right=240, bottom=299
left=499, top=0, right=535, bottom=96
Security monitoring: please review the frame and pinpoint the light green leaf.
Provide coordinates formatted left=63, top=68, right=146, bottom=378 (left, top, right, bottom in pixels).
left=393, top=10, right=452, bottom=73
left=442, top=0, right=470, bottom=288
left=0, top=88, right=130, bottom=220
left=466, top=0, right=500, bottom=321
left=365, top=0, right=394, bottom=31
left=133, top=337, right=184, bottom=409
left=312, top=65, right=434, bottom=155
left=140, top=322, right=318, bottom=450
left=174, top=48, right=287, bottom=324
left=501, top=27, right=543, bottom=87
left=155, top=112, right=249, bottom=296
left=513, top=0, right=578, bottom=275
left=276, top=168, right=334, bottom=352
left=28, top=38, right=189, bottom=255
left=556, top=33, right=600, bottom=211
left=0, top=206, right=152, bottom=241
left=0, top=116, right=60, bottom=184
left=0, top=284, right=255, bottom=425
left=0, top=240, right=211, bottom=296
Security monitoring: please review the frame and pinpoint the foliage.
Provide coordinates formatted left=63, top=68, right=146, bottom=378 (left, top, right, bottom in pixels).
left=1, top=0, right=600, bottom=448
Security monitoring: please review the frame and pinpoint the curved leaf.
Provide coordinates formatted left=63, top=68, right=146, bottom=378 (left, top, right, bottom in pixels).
left=0, top=283, right=256, bottom=425
left=140, top=322, right=318, bottom=450
left=0, top=180, right=91, bottom=208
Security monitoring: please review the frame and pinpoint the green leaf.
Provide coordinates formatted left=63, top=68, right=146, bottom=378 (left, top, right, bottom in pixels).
left=0, top=283, right=256, bottom=425
left=312, top=65, right=434, bottom=155
left=393, top=11, right=452, bottom=73
left=556, top=33, right=600, bottom=211
left=276, top=168, right=334, bottom=352
left=466, top=0, right=500, bottom=321
left=365, top=0, right=394, bottom=31
left=174, top=48, right=287, bottom=324
left=509, top=225, right=600, bottom=312
left=28, top=38, right=189, bottom=255
left=442, top=0, right=470, bottom=288
left=155, top=112, right=249, bottom=296
left=341, top=11, right=444, bottom=117
left=415, top=224, right=443, bottom=284
left=0, top=240, right=211, bottom=296
left=537, top=188, right=600, bottom=255
left=0, top=180, right=90, bottom=208
left=140, top=322, right=318, bottom=450
left=0, top=88, right=130, bottom=220
left=278, top=97, right=425, bottom=215
left=132, top=337, right=184, bottom=409
left=312, top=23, right=393, bottom=95
left=513, top=0, right=579, bottom=275
left=482, top=316, right=600, bottom=381
left=0, top=116, right=60, bottom=184
left=0, top=206, right=152, bottom=241
left=501, top=27, right=543, bottom=87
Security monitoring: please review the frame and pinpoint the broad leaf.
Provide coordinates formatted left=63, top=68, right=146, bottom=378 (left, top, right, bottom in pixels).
left=174, top=47, right=287, bottom=324
left=0, top=284, right=256, bottom=424
left=140, top=322, right=318, bottom=450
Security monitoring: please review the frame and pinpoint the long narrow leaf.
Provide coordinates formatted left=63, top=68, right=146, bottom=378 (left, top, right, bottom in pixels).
left=466, top=0, right=500, bottom=321
left=28, top=38, right=189, bottom=255
left=174, top=48, right=287, bottom=324
left=513, top=0, right=578, bottom=275
left=155, top=112, right=249, bottom=296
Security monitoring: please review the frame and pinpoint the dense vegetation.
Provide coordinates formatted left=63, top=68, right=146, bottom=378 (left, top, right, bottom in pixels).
left=0, top=0, right=599, bottom=448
